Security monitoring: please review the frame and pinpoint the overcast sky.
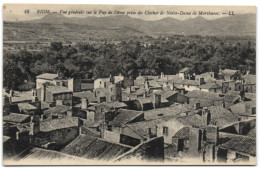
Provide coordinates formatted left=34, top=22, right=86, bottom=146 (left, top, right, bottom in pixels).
left=3, top=4, right=256, bottom=21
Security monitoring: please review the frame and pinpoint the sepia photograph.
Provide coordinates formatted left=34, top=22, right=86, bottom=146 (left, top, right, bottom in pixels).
left=2, top=3, right=256, bottom=166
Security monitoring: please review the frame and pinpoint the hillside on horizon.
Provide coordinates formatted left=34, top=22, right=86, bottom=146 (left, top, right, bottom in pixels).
left=4, top=13, right=256, bottom=42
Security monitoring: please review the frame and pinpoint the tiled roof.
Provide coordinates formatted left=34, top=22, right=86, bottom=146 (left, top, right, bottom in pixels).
left=180, top=79, right=199, bottom=86
left=208, top=106, right=239, bottom=126
left=40, top=117, right=78, bottom=132
left=246, top=127, right=256, bottom=138
left=97, top=102, right=127, bottom=109
left=73, top=91, right=97, bottom=102
left=243, top=74, right=256, bottom=85
left=47, top=86, right=72, bottom=94
left=144, top=105, right=189, bottom=120
left=126, top=118, right=165, bottom=138
left=199, top=83, right=221, bottom=89
left=3, top=136, right=32, bottom=159
left=11, top=95, right=32, bottom=103
left=218, top=134, right=256, bottom=156
left=173, top=127, right=190, bottom=139
left=153, top=90, right=178, bottom=99
left=3, top=113, right=31, bottom=123
left=230, top=101, right=256, bottom=116
left=179, top=67, right=190, bottom=73
left=185, top=90, right=223, bottom=101
left=43, top=105, right=71, bottom=115
left=36, top=73, right=59, bottom=80
left=245, top=93, right=256, bottom=101
left=61, top=135, right=131, bottom=161
left=136, top=98, right=152, bottom=104
left=109, top=109, right=144, bottom=127
left=136, top=96, right=169, bottom=105
left=15, top=147, right=84, bottom=162
left=224, top=91, right=241, bottom=103
left=176, top=114, right=204, bottom=128
left=18, top=103, right=37, bottom=110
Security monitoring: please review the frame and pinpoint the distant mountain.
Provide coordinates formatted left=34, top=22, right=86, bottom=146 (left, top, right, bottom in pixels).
left=8, top=13, right=256, bottom=36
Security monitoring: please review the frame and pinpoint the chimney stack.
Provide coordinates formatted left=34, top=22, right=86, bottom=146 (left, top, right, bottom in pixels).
left=81, top=98, right=89, bottom=110
left=170, top=83, right=174, bottom=91
left=30, top=116, right=40, bottom=135
left=9, top=89, right=14, bottom=97
left=202, top=108, right=211, bottom=126
left=41, top=84, right=46, bottom=102
left=143, top=91, right=147, bottom=98
left=153, top=93, right=161, bottom=109
left=161, top=72, right=164, bottom=79
left=205, top=125, right=219, bottom=144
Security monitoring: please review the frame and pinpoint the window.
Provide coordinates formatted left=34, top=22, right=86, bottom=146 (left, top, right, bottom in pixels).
left=101, top=108, right=104, bottom=112
left=100, top=81, right=102, bottom=84
left=163, top=127, right=168, bottom=136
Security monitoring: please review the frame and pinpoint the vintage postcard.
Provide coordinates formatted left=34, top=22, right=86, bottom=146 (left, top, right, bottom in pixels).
left=2, top=4, right=256, bottom=165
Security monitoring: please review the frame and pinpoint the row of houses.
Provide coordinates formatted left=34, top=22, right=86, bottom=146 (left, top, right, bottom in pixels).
left=3, top=67, right=256, bottom=164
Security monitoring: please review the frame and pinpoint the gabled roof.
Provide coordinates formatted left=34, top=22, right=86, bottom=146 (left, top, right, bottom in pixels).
left=224, top=91, right=241, bottom=103
left=179, top=67, right=190, bottom=73
left=40, top=117, right=78, bottom=132
left=47, top=86, right=72, bottom=94
left=61, top=135, right=131, bottom=161
left=126, top=118, right=165, bottom=138
left=43, top=105, right=71, bottom=115
left=218, top=135, right=256, bottom=156
left=3, top=113, right=31, bottom=123
left=153, top=90, right=178, bottom=99
left=109, top=109, right=144, bottom=127
left=230, top=101, right=256, bottom=116
left=208, top=106, right=239, bottom=127
left=36, top=73, right=59, bottom=80
left=173, top=127, right=190, bottom=139
left=185, top=90, right=223, bottom=101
